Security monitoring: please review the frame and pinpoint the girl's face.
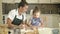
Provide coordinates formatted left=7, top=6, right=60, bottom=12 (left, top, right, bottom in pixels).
left=33, top=12, right=40, bottom=18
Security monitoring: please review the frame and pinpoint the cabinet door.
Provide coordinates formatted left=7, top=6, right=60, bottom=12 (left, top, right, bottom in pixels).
left=52, top=15, right=59, bottom=28
left=51, top=0, right=60, bottom=3
left=2, top=0, right=14, bottom=3
left=39, top=0, right=50, bottom=3
left=14, top=0, right=21, bottom=3
left=26, top=0, right=38, bottom=3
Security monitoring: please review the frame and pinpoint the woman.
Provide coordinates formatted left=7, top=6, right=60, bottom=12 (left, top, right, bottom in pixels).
left=7, top=0, right=28, bottom=29
left=7, top=0, right=28, bottom=34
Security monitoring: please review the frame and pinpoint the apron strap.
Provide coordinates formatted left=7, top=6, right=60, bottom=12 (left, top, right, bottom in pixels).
left=15, top=15, right=16, bottom=18
left=22, top=15, right=24, bottom=21
left=16, top=9, right=24, bottom=21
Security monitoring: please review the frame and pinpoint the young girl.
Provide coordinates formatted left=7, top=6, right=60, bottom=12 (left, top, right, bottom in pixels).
left=29, top=6, right=44, bottom=28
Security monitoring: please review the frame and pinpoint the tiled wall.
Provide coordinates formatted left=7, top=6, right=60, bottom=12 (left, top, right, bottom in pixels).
left=2, top=3, right=60, bottom=14
left=0, top=0, right=3, bottom=24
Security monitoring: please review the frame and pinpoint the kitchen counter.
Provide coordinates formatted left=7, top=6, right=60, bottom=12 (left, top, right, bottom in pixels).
left=20, top=28, right=53, bottom=34
left=38, top=28, right=52, bottom=34
left=20, top=27, right=59, bottom=34
left=0, top=24, right=8, bottom=34
left=0, top=24, right=59, bottom=34
left=59, top=23, right=60, bottom=34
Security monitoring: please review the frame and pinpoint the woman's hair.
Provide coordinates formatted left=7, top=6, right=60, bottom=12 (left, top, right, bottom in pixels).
left=32, top=6, right=41, bottom=15
left=18, top=0, right=28, bottom=8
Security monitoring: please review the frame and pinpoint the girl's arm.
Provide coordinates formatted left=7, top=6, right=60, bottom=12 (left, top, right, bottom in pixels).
left=28, top=19, right=32, bottom=27
left=39, top=18, right=44, bottom=27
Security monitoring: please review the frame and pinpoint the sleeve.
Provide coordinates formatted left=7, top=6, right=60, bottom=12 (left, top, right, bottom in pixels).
left=28, top=18, right=32, bottom=25
left=29, top=18, right=32, bottom=23
left=30, top=18, right=32, bottom=21
left=7, top=10, right=15, bottom=21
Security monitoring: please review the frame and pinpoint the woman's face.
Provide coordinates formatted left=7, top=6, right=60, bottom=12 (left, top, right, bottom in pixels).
left=21, top=5, right=28, bottom=13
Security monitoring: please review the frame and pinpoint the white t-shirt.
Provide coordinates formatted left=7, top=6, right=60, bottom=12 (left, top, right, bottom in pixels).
left=8, top=9, right=26, bottom=21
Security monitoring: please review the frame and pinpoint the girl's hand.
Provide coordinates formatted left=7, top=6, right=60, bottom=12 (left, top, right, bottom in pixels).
left=31, top=26, right=37, bottom=29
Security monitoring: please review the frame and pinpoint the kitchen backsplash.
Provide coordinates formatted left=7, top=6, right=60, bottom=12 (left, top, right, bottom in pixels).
left=2, top=3, right=60, bottom=14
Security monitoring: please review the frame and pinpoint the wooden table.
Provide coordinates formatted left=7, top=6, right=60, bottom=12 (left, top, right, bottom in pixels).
left=21, top=28, right=39, bottom=34
left=0, top=24, right=8, bottom=34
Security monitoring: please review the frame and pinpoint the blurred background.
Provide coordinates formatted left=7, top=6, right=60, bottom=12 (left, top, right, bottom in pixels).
left=0, top=0, right=60, bottom=34
left=2, top=0, right=60, bottom=28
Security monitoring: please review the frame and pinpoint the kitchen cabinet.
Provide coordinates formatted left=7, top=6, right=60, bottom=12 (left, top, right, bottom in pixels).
left=2, top=0, right=60, bottom=3
left=45, top=14, right=53, bottom=27
left=26, top=0, right=38, bottom=3
left=39, top=0, right=50, bottom=3
left=51, top=0, right=60, bottom=3
left=39, top=0, right=60, bottom=3
left=2, top=0, right=15, bottom=3
left=2, top=0, right=21, bottom=3
left=52, top=14, right=59, bottom=28
left=14, top=0, right=21, bottom=3
left=2, top=0, right=38, bottom=3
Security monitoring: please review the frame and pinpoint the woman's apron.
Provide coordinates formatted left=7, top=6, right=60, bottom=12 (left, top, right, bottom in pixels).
left=12, top=15, right=24, bottom=26
left=9, top=15, right=24, bottom=34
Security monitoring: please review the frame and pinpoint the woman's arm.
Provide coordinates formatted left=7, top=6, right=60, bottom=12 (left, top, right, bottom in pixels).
left=7, top=18, right=15, bottom=28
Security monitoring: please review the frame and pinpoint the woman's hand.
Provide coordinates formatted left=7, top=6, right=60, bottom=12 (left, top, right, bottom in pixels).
left=8, top=24, right=15, bottom=29
left=7, top=18, right=15, bottom=29
left=19, top=24, right=28, bottom=29
left=19, top=24, right=23, bottom=29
